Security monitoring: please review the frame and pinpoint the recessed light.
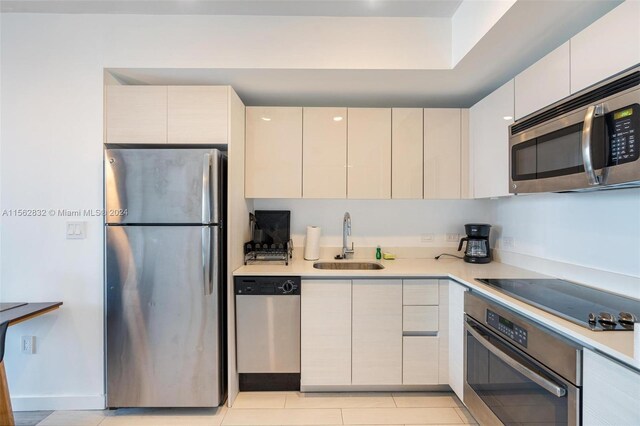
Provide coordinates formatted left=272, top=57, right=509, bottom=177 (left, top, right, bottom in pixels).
left=261, top=117, right=271, bottom=122
left=333, top=116, right=343, bottom=122
left=503, top=116, right=513, bottom=121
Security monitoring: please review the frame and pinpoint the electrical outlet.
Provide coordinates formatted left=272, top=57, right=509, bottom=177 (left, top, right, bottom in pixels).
left=21, top=336, right=35, bottom=354
left=502, top=237, right=515, bottom=249
left=446, top=233, right=459, bottom=242
left=420, top=234, right=434, bottom=243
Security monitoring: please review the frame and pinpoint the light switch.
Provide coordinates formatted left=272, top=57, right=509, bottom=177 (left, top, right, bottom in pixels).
left=66, top=221, right=87, bottom=239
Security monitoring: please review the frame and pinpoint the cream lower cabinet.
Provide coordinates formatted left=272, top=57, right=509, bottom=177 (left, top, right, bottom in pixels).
left=301, top=280, right=352, bottom=386
left=401, top=279, right=449, bottom=386
left=352, top=279, right=403, bottom=385
left=447, top=281, right=467, bottom=401
left=582, top=349, right=640, bottom=425
left=347, top=108, right=392, bottom=199
left=245, top=107, right=303, bottom=198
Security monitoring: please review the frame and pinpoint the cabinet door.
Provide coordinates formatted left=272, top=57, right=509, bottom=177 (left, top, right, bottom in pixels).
left=301, top=280, right=352, bottom=386
left=438, top=280, right=449, bottom=385
left=105, top=86, right=167, bottom=144
left=392, top=108, right=423, bottom=199
left=303, top=107, right=347, bottom=198
left=167, top=86, right=228, bottom=144
left=583, top=349, right=640, bottom=425
left=515, top=42, right=570, bottom=119
left=403, top=279, right=439, bottom=305
left=352, top=279, right=402, bottom=385
left=403, top=336, right=439, bottom=385
left=424, top=109, right=461, bottom=199
left=470, top=80, right=514, bottom=199
left=571, top=1, right=640, bottom=94
left=245, top=107, right=303, bottom=198
left=347, top=108, right=392, bottom=199
left=448, top=281, right=467, bottom=401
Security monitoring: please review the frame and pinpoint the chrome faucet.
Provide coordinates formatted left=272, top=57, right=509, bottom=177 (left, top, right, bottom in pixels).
left=340, top=212, right=355, bottom=259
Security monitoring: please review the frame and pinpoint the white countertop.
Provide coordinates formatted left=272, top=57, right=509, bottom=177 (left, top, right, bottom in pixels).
left=234, top=257, right=639, bottom=371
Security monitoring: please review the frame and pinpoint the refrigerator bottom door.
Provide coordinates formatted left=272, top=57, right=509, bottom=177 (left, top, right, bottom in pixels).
left=106, top=225, right=224, bottom=407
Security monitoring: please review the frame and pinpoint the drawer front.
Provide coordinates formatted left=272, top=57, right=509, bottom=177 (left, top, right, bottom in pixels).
left=403, top=279, right=439, bottom=305
left=403, top=336, right=439, bottom=384
left=403, top=306, right=439, bottom=333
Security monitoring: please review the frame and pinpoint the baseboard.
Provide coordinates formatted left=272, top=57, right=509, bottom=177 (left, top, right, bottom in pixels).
left=11, top=395, right=105, bottom=411
left=300, top=384, right=450, bottom=392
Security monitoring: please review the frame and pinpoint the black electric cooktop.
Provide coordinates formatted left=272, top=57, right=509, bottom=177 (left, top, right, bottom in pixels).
left=477, top=278, right=640, bottom=331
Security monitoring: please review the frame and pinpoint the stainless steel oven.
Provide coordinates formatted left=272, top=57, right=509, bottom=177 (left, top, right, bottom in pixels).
left=464, top=292, right=582, bottom=426
left=509, top=65, right=640, bottom=193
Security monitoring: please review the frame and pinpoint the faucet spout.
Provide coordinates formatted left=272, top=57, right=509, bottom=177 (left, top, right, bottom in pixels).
left=341, top=212, right=354, bottom=259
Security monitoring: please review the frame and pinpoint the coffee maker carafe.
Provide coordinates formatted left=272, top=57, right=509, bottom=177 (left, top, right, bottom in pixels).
left=458, top=224, right=491, bottom=264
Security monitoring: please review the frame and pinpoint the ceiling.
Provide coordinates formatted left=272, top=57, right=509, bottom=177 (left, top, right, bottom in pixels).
left=0, top=0, right=464, bottom=17
left=106, top=0, right=622, bottom=107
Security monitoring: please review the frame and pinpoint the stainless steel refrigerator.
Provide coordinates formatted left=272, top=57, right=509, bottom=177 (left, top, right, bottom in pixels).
left=105, top=148, right=226, bottom=407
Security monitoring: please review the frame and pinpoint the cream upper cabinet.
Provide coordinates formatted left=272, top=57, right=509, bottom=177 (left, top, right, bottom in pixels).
left=105, top=86, right=168, bottom=144
left=302, top=107, right=347, bottom=198
left=424, top=109, right=462, bottom=199
left=245, top=107, right=303, bottom=198
left=301, top=280, right=352, bottom=387
left=583, top=349, right=640, bottom=425
left=347, top=108, right=392, bottom=199
left=392, top=108, right=423, bottom=199
left=352, top=279, right=402, bottom=385
left=470, top=80, right=514, bottom=199
left=515, top=42, right=570, bottom=120
left=570, top=1, right=640, bottom=94
left=167, top=86, right=228, bottom=144
left=448, top=281, right=467, bottom=401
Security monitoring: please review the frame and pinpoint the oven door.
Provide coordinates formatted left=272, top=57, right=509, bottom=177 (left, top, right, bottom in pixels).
left=463, top=316, right=579, bottom=426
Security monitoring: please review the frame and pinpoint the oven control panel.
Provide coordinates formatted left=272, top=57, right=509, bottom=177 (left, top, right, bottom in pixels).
left=487, top=309, right=528, bottom=347
left=607, top=104, right=639, bottom=165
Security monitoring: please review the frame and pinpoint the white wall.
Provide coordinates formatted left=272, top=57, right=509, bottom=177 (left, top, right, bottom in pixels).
left=492, top=189, right=640, bottom=279
left=253, top=199, right=493, bottom=249
left=451, top=0, right=516, bottom=66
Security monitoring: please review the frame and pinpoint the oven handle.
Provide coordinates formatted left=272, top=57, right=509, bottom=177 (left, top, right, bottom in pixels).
left=465, top=321, right=567, bottom=398
left=581, top=104, right=604, bottom=186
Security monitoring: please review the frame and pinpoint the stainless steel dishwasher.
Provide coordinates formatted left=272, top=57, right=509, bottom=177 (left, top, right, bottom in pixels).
left=235, top=276, right=301, bottom=390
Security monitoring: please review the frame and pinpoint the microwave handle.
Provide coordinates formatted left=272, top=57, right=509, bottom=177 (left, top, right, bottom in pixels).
left=582, top=104, right=604, bottom=186
left=465, top=321, right=567, bottom=398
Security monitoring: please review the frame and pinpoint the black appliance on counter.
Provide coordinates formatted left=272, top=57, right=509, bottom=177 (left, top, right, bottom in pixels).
left=458, top=224, right=491, bottom=264
left=244, top=210, right=292, bottom=265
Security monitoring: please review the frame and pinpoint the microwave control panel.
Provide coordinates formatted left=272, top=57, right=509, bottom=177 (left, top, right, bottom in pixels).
left=487, top=309, right=528, bottom=348
left=608, top=104, right=639, bottom=165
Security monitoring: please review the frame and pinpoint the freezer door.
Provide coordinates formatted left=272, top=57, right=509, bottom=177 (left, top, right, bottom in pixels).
left=106, top=225, right=224, bottom=407
left=105, top=148, right=221, bottom=224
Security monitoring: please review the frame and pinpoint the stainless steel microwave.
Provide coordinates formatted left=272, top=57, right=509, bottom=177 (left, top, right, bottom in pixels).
left=509, top=66, right=640, bottom=193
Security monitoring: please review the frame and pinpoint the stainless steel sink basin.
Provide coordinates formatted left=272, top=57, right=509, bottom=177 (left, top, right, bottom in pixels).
left=313, top=261, right=385, bottom=270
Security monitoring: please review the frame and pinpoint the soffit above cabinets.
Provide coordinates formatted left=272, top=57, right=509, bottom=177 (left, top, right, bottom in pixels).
left=0, top=0, right=464, bottom=17
left=103, top=0, right=621, bottom=107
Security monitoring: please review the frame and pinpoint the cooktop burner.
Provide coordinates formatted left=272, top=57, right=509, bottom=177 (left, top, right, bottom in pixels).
left=477, top=278, right=640, bottom=331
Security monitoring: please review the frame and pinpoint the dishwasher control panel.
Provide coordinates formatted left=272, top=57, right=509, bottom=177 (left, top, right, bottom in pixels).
left=235, top=276, right=301, bottom=296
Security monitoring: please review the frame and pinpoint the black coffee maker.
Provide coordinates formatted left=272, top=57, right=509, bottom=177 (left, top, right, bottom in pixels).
left=458, top=224, right=491, bottom=264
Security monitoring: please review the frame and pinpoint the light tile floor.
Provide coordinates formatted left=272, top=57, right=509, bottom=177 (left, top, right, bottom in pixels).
left=24, top=392, right=477, bottom=426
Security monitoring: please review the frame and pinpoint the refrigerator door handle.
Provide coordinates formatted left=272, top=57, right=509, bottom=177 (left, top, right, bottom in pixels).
left=211, top=226, right=219, bottom=297
left=202, top=153, right=211, bottom=224
left=202, top=226, right=212, bottom=295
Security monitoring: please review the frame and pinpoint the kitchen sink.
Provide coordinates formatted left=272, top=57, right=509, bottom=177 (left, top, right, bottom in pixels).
left=313, top=261, right=385, bottom=270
